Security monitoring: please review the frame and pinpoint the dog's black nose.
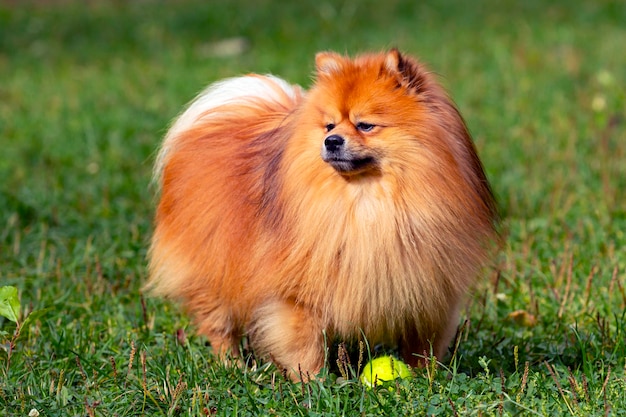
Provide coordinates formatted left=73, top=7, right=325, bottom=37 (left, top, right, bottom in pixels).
left=324, top=135, right=345, bottom=152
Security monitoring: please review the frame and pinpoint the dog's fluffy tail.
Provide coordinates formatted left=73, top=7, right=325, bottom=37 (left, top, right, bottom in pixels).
left=154, top=74, right=303, bottom=185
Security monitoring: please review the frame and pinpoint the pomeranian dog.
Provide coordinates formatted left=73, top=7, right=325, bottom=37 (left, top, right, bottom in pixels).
left=147, top=49, right=497, bottom=380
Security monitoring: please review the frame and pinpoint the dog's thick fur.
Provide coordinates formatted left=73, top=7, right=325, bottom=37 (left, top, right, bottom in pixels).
left=147, top=50, right=497, bottom=379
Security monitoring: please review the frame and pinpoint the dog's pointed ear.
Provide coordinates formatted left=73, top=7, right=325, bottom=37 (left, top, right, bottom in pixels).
left=316, top=52, right=344, bottom=75
left=384, top=48, right=403, bottom=74
left=383, top=48, right=427, bottom=94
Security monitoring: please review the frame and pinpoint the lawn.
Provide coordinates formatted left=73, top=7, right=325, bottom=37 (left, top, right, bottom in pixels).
left=1, top=0, right=625, bottom=415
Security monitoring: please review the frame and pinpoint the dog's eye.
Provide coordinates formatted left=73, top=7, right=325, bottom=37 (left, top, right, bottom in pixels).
left=357, top=122, right=375, bottom=132
left=325, top=123, right=336, bottom=132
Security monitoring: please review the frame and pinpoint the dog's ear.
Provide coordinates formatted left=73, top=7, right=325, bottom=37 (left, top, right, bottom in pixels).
left=384, top=48, right=402, bottom=74
left=384, top=48, right=427, bottom=95
left=315, top=51, right=344, bottom=76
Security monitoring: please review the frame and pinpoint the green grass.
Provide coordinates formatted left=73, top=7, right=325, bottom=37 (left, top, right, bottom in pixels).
left=1, top=0, right=625, bottom=415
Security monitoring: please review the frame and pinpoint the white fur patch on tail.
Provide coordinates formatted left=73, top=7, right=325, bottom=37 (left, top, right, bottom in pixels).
left=154, top=74, right=301, bottom=182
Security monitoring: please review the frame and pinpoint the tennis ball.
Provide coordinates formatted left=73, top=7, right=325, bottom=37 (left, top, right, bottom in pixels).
left=360, top=356, right=412, bottom=388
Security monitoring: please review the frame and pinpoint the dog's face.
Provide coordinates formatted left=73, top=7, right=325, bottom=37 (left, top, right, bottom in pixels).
left=302, top=50, right=436, bottom=180
left=320, top=121, right=380, bottom=175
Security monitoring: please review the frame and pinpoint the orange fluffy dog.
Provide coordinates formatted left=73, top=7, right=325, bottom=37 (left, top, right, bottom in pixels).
left=147, top=49, right=497, bottom=379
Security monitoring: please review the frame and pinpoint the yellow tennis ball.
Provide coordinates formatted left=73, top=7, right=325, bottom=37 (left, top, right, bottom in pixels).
left=360, top=356, right=412, bottom=388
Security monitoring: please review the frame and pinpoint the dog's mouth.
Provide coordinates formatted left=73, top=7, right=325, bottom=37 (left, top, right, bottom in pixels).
left=321, top=135, right=380, bottom=176
left=324, top=156, right=377, bottom=174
